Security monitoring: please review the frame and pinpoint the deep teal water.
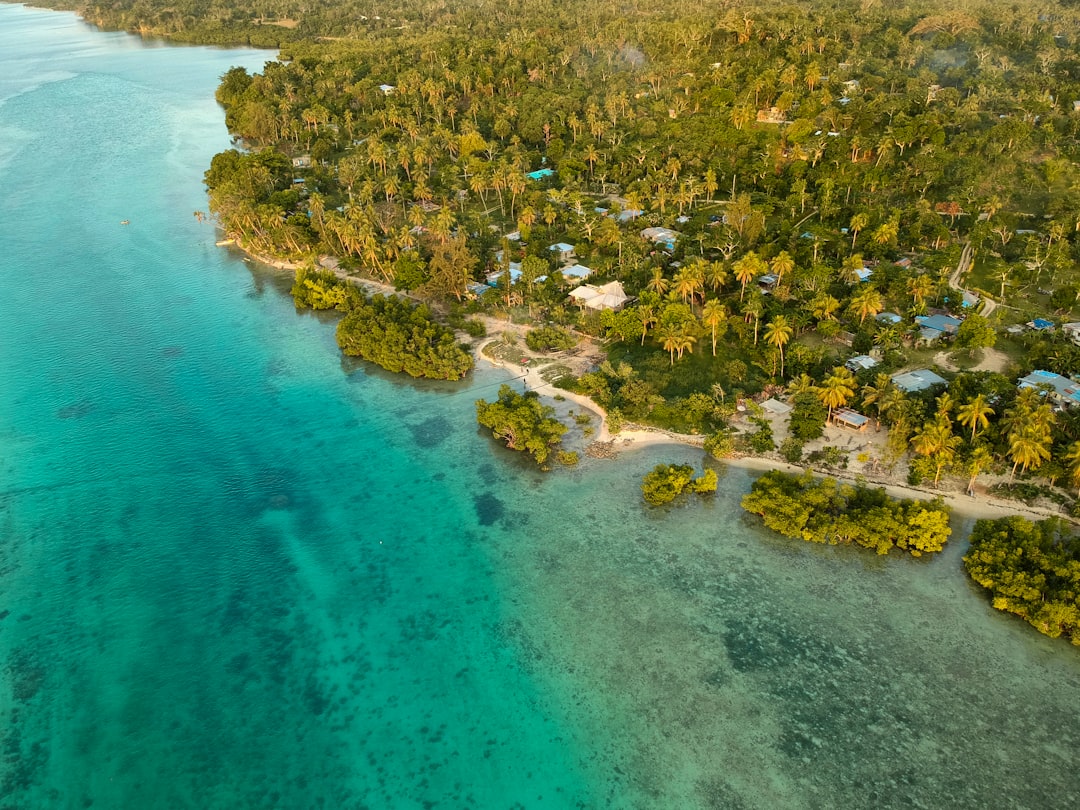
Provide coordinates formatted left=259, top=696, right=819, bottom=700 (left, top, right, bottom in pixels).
left=2, top=6, right=1080, bottom=810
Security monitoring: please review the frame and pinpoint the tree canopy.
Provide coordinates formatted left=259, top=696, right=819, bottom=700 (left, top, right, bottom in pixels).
left=964, top=516, right=1080, bottom=644
left=742, top=470, right=951, bottom=556
left=475, top=384, right=568, bottom=465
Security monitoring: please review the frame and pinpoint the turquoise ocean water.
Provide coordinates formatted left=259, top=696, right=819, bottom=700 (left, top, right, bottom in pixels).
left=1, top=5, right=1079, bottom=808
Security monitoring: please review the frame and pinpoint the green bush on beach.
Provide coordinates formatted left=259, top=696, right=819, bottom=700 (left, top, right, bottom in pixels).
left=336, top=294, right=473, bottom=380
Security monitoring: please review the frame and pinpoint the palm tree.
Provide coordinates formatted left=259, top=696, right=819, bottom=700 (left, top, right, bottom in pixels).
left=732, top=252, right=764, bottom=301
left=966, top=444, right=994, bottom=494
left=764, top=315, right=794, bottom=378
left=877, top=386, right=908, bottom=427
left=704, top=261, right=728, bottom=293
left=839, top=253, right=864, bottom=284
left=1065, top=441, right=1080, bottom=496
left=741, top=294, right=764, bottom=345
left=818, top=367, right=856, bottom=421
left=637, top=305, right=658, bottom=346
left=1008, top=424, right=1052, bottom=478
left=861, top=373, right=894, bottom=428
left=911, top=415, right=961, bottom=485
left=701, top=299, right=727, bottom=356
left=872, top=217, right=899, bottom=247
left=673, top=267, right=701, bottom=306
left=957, top=394, right=994, bottom=441
left=674, top=331, right=697, bottom=360
left=646, top=268, right=670, bottom=296
left=848, top=286, right=884, bottom=325
left=787, top=373, right=818, bottom=398
left=659, top=325, right=681, bottom=366
left=810, top=293, right=840, bottom=322
left=849, top=212, right=869, bottom=249
left=907, top=274, right=934, bottom=308
left=770, top=250, right=795, bottom=283
left=935, top=392, right=954, bottom=417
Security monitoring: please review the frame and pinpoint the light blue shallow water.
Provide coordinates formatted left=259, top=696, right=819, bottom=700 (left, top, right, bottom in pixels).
left=2, top=6, right=1080, bottom=810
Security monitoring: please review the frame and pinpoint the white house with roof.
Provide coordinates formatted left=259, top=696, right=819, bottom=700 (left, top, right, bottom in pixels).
left=560, top=264, right=593, bottom=282
left=1062, top=322, right=1080, bottom=345
left=568, top=281, right=630, bottom=311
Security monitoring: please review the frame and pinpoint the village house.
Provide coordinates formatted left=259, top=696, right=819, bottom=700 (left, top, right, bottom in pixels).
left=915, top=313, right=963, bottom=343
left=830, top=408, right=869, bottom=432
left=560, top=264, right=593, bottom=282
left=1017, top=370, right=1080, bottom=408
left=548, top=242, right=575, bottom=264
left=568, top=281, right=630, bottom=312
left=640, top=227, right=680, bottom=251
left=845, top=355, right=879, bottom=373
left=892, top=368, right=948, bottom=393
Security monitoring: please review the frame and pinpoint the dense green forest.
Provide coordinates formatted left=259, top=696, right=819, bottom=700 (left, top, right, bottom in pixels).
left=965, top=516, right=1080, bottom=643
left=42, top=0, right=1080, bottom=501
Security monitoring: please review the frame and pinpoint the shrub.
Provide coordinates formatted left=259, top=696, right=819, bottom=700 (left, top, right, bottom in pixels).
left=780, top=438, right=804, bottom=463
left=641, top=464, right=716, bottom=505
left=526, top=325, right=578, bottom=352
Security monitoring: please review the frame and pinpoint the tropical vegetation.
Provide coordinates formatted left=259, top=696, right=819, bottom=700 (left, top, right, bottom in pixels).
left=475, top=384, right=568, bottom=465
left=964, top=516, right=1080, bottom=644
left=741, top=470, right=951, bottom=556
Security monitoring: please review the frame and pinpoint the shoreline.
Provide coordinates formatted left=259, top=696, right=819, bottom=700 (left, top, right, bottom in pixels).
left=228, top=237, right=1072, bottom=528
left=479, top=346, right=1073, bottom=525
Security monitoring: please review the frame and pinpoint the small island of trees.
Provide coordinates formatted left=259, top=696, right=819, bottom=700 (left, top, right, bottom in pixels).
left=641, top=463, right=718, bottom=505
left=964, top=516, right=1080, bottom=643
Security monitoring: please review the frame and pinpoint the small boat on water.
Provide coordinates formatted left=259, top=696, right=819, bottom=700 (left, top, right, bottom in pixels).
left=120, top=219, right=129, bottom=225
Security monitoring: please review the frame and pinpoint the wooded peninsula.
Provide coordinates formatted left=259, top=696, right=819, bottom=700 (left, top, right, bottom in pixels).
left=40, top=0, right=1080, bottom=643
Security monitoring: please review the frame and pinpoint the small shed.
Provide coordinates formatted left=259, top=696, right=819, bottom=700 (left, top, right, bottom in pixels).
left=760, top=398, right=793, bottom=415
left=845, top=355, right=879, bottom=373
left=831, top=408, right=869, bottom=431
